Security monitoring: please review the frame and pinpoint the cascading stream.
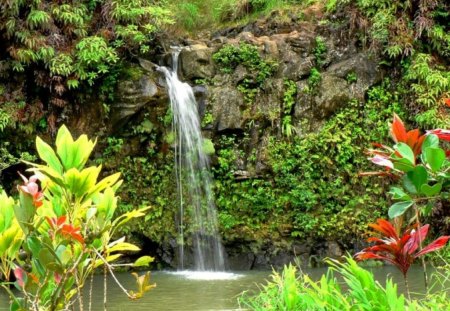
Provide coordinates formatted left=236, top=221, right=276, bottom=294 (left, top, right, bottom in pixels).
left=158, top=49, right=225, bottom=271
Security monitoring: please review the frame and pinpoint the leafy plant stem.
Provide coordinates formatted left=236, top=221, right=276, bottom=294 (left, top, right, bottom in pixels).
left=414, top=204, right=429, bottom=291
left=89, top=273, right=93, bottom=311
left=75, top=272, right=84, bottom=311
left=93, top=248, right=134, bottom=299
left=103, top=262, right=107, bottom=311
left=404, top=275, right=411, bottom=300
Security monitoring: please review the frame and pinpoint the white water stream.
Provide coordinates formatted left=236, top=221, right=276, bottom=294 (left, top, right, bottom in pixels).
left=158, top=49, right=225, bottom=271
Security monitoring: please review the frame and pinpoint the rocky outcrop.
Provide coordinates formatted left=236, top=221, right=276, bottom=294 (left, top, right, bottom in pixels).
left=107, top=13, right=384, bottom=269
left=110, top=64, right=164, bottom=130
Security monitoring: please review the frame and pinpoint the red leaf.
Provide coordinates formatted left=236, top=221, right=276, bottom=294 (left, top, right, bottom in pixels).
left=427, top=129, right=450, bottom=142
left=354, top=219, right=442, bottom=277
left=390, top=113, right=407, bottom=143
left=368, top=219, right=398, bottom=239
left=61, top=224, right=84, bottom=244
left=415, top=236, right=450, bottom=258
left=444, top=98, right=450, bottom=108
left=406, top=129, right=420, bottom=148
left=14, top=267, right=26, bottom=287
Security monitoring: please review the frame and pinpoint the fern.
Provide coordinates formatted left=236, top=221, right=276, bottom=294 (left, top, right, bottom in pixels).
left=26, top=10, right=51, bottom=29
left=0, top=110, right=11, bottom=132
left=49, top=53, right=74, bottom=76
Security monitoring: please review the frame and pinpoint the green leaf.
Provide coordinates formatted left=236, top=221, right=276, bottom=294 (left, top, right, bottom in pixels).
left=26, top=236, right=42, bottom=257
left=38, top=248, right=58, bottom=270
left=133, top=256, right=154, bottom=267
left=406, top=165, right=428, bottom=193
left=393, top=158, right=415, bottom=172
left=422, top=134, right=439, bottom=151
left=108, top=242, right=140, bottom=253
left=395, top=143, right=415, bottom=165
left=420, top=183, right=442, bottom=197
left=36, top=136, right=63, bottom=174
left=64, top=166, right=101, bottom=200
left=388, top=201, right=413, bottom=218
left=388, top=187, right=411, bottom=201
left=55, top=125, right=74, bottom=170
left=423, top=147, right=446, bottom=172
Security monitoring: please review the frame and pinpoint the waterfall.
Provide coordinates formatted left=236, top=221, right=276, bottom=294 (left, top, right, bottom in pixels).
left=159, top=49, right=225, bottom=271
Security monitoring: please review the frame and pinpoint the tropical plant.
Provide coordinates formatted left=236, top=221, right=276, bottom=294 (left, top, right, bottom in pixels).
left=0, top=125, right=154, bottom=310
left=363, top=113, right=449, bottom=289
left=355, top=219, right=450, bottom=298
left=240, top=256, right=408, bottom=311
left=366, top=114, right=449, bottom=220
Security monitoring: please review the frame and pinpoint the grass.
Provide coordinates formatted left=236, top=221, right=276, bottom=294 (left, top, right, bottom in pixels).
left=163, top=0, right=309, bottom=34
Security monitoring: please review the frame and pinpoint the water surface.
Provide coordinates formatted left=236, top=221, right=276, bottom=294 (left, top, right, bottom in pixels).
left=0, top=266, right=439, bottom=310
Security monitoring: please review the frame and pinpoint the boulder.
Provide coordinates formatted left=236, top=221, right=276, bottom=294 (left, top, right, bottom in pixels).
left=110, top=66, right=159, bottom=129
left=210, top=86, right=244, bottom=131
left=179, top=44, right=215, bottom=80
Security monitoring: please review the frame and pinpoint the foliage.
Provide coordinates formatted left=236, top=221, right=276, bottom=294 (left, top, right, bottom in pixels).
left=355, top=219, right=450, bottom=277
left=281, top=80, right=298, bottom=138
left=326, top=0, right=449, bottom=128
left=367, top=114, right=449, bottom=220
left=240, top=257, right=408, bottom=311
left=403, top=54, right=450, bottom=128
left=168, top=0, right=290, bottom=31
left=0, top=0, right=172, bottom=103
left=313, top=36, right=327, bottom=67
left=0, top=126, right=154, bottom=309
left=213, top=43, right=277, bottom=104
left=213, top=82, right=405, bottom=241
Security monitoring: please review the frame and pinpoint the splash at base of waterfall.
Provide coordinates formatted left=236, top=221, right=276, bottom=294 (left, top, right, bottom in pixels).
left=169, top=271, right=243, bottom=280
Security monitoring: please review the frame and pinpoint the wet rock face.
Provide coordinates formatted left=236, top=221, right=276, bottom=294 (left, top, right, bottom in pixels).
left=174, top=27, right=381, bottom=136
left=110, top=66, right=161, bottom=130
left=108, top=14, right=383, bottom=269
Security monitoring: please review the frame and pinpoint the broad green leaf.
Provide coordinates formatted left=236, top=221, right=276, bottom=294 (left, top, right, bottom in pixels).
left=36, top=136, right=63, bottom=174
left=422, top=134, right=439, bottom=151
left=388, top=187, right=411, bottom=201
left=133, top=256, right=154, bottom=267
left=96, top=188, right=117, bottom=220
left=406, top=165, right=428, bottom=193
left=108, top=242, right=140, bottom=253
left=72, top=135, right=96, bottom=170
left=388, top=201, right=413, bottom=218
left=0, top=191, right=15, bottom=230
left=38, top=248, right=58, bottom=270
left=112, top=206, right=151, bottom=229
left=86, top=207, right=97, bottom=221
left=423, top=147, right=446, bottom=172
left=56, top=125, right=74, bottom=170
left=94, top=254, right=122, bottom=268
left=55, top=245, right=72, bottom=265
left=64, top=166, right=101, bottom=200
left=85, top=172, right=121, bottom=199
left=0, top=226, right=20, bottom=254
left=15, top=192, right=35, bottom=234
left=393, top=158, right=415, bottom=172
left=394, top=143, right=415, bottom=165
left=26, top=236, right=42, bottom=257
left=420, top=183, right=442, bottom=197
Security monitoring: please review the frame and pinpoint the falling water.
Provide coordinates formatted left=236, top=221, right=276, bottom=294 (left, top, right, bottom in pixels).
left=158, top=49, right=225, bottom=271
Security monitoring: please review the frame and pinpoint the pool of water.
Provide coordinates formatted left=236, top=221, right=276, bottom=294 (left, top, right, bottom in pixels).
left=0, top=265, right=438, bottom=310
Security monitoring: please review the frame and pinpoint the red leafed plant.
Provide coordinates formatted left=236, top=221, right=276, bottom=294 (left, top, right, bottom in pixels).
left=355, top=219, right=450, bottom=296
left=389, top=113, right=426, bottom=156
